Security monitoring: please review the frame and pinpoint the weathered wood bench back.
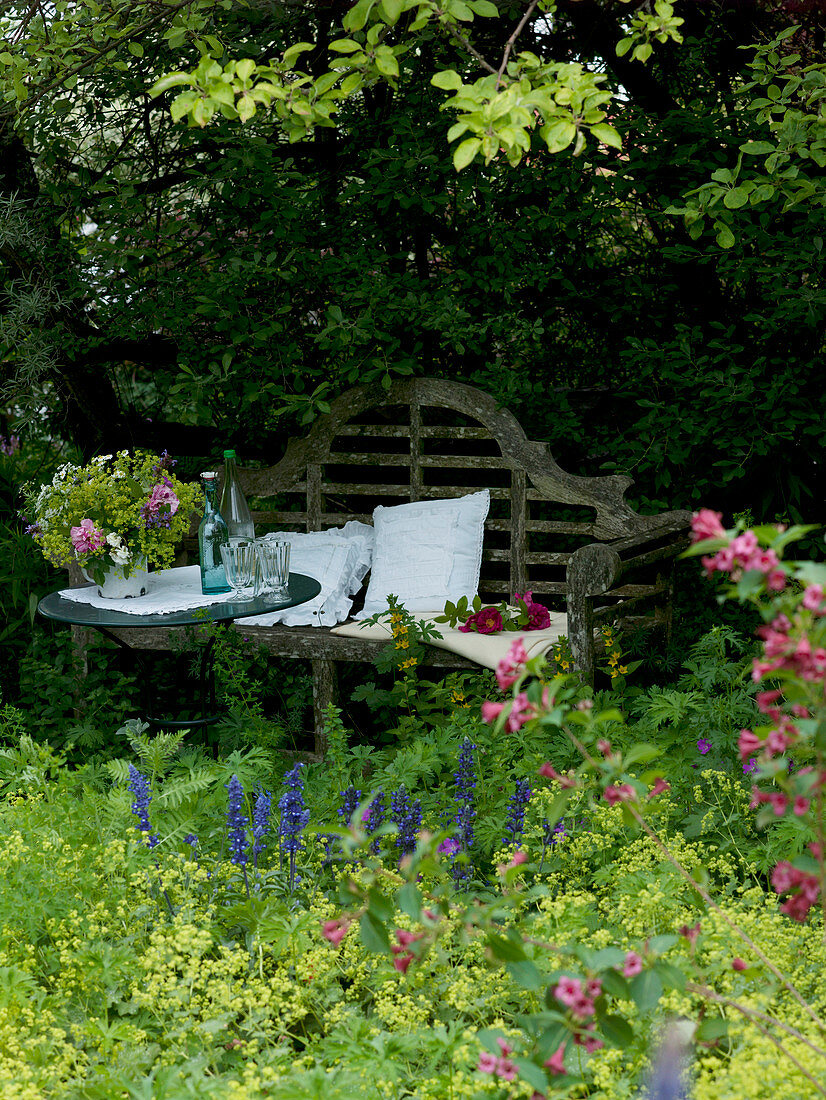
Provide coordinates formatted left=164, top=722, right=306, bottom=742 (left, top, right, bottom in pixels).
left=105, top=378, right=690, bottom=757
left=238, top=377, right=680, bottom=602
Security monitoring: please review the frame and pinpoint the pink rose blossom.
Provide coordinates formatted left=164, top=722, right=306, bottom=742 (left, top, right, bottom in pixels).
left=538, top=762, right=576, bottom=787
left=477, top=1051, right=497, bottom=1074
left=732, top=958, right=747, bottom=971
left=737, top=729, right=762, bottom=761
left=459, top=607, right=503, bottom=634
left=793, top=797, right=811, bottom=816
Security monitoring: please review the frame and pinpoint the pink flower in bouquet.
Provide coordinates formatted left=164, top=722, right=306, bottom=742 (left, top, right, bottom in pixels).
left=70, top=518, right=106, bottom=554
left=146, top=481, right=180, bottom=516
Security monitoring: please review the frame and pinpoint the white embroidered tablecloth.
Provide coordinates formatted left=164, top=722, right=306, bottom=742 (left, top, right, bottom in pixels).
left=59, top=565, right=236, bottom=615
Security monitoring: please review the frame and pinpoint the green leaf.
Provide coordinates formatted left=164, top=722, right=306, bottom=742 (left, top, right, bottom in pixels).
left=512, top=1058, right=548, bottom=1092
left=541, top=118, right=576, bottom=153
left=359, top=911, right=390, bottom=953
left=741, top=140, right=775, bottom=155
left=599, top=968, right=630, bottom=1000
left=506, top=959, right=543, bottom=990
left=597, top=1012, right=634, bottom=1048
left=150, top=72, right=192, bottom=97
left=380, top=0, right=404, bottom=23
left=695, top=1017, right=728, bottom=1042
left=398, top=882, right=422, bottom=921
left=468, top=0, right=498, bottom=13
left=723, top=185, right=751, bottom=209
left=283, top=41, right=315, bottom=67
left=716, top=223, right=735, bottom=248
left=589, top=123, right=622, bottom=149
left=654, top=960, right=686, bottom=991
left=486, top=932, right=527, bottom=962
left=329, top=38, right=362, bottom=53
left=127, top=42, right=144, bottom=58
left=453, top=137, right=481, bottom=171
left=630, top=969, right=663, bottom=1014
left=432, top=69, right=463, bottom=91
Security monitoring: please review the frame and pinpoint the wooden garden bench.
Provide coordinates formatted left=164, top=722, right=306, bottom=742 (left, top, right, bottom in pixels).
left=101, top=377, right=691, bottom=756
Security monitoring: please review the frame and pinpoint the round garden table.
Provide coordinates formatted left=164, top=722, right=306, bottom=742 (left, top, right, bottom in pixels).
left=38, top=572, right=321, bottom=730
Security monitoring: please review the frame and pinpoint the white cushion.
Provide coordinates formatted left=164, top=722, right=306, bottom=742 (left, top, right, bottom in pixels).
left=236, top=522, right=374, bottom=627
left=356, top=491, right=490, bottom=618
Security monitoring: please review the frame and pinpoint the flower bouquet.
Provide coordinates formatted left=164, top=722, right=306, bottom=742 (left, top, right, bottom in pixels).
left=24, top=450, right=201, bottom=591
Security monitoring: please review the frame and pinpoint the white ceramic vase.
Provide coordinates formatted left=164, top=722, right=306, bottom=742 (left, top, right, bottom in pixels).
left=82, top=555, right=150, bottom=599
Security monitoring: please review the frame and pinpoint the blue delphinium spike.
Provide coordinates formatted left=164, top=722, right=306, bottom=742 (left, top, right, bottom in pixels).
left=338, top=785, right=362, bottom=827
left=252, top=789, right=272, bottom=868
left=390, top=785, right=421, bottom=859
left=128, top=764, right=160, bottom=849
left=503, top=779, right=532, bottom=847
left=365, top=791, right=386, bottom=854
left=453, top=739, right=477, bottom=882
left=225, top=775, right=249, bottom=868
left=279, top=763, right=310, bottom=891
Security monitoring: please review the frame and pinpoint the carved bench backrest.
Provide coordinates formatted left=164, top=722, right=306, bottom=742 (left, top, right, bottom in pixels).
left=238, top=378, right=664, bottom=604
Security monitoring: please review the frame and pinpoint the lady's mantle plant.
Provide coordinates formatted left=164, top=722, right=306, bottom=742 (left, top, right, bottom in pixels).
left=23, top=449, right=200, bottom=583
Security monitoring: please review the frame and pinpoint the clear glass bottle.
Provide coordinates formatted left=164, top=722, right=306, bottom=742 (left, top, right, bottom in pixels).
left=199, top=472, right=230, bottom=594
left=220, top=449, right=255, bottom=543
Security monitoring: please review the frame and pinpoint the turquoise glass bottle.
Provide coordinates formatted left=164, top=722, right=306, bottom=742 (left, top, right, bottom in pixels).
left=198, top=471, right=230, bottom=595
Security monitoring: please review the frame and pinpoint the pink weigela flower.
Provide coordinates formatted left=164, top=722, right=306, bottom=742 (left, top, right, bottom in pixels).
left=496, top=638, right=528, bottom=691
left=690, top=509, right=726, bottom=543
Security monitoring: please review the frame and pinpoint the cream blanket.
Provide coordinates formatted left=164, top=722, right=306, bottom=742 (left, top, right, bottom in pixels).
left=330, top=611, right=567, bottom=671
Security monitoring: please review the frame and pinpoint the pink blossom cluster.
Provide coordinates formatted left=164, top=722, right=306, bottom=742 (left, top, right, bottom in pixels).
left=538, top=761, right=576, bottom=788
left=481, top=691, right=535, bottom=732
left=496, top=638, right=528, bottom=690
left=701, top=529, right=786, bottom=592
left=772, top=857, right=822, bottom=922
left=553, top=975, right=602, bottom=1024
left=70, top=518, right=106, bottom=554
left=621, top=951, right=643, bottom=977
left=477, top=1037, right=518, bottom=1082
left=320, top=917, right=350, bottom=946
left=603, top=783, right=636, bottom=806
left=753, top=614, right=826, bottom=683
left=391, top=928, right=422, bottom=974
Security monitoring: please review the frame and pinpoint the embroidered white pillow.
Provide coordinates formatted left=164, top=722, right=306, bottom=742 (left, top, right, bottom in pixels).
left=357, top=491, right=490, bottom=618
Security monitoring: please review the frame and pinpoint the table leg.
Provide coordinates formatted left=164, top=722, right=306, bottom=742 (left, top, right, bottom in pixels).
left=96, top=627, right=222, bottom=730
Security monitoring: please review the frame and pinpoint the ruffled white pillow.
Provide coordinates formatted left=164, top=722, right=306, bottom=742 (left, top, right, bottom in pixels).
left=356, top=491, right=490, bottom=618
left=237, top=521, right=374, bottom=627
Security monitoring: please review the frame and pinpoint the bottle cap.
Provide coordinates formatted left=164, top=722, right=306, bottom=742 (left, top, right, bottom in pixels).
left=200, top=471, right=218, bottom=480
left=223, top=449, right=236, bottom=458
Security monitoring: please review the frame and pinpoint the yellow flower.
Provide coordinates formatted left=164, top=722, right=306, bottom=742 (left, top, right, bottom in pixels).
left=619, top=665, right=628, bottom=675
left=400, top=657, right=418, bottom=670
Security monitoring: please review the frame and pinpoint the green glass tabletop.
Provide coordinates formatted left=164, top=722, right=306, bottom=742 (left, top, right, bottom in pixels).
left=37, top=572, right=321, bottom=628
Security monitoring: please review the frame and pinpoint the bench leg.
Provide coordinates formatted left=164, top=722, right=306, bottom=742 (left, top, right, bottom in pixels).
left=567, top=595, right=596, bottom=687
left=311, top=658, right=338, bottom=757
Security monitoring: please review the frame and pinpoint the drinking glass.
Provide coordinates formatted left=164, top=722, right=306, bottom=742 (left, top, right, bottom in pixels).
left=256, top=537, right=290, bottom=597
left=220, top=540, right=256, bottom=601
